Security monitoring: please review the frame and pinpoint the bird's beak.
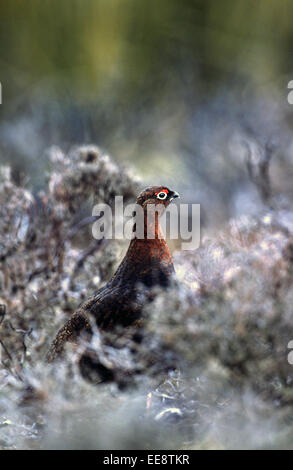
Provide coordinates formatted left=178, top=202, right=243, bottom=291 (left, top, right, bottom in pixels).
left=171, top=191, right=180, bottom=200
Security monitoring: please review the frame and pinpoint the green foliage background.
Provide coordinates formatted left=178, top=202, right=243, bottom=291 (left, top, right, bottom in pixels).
left=0, top=0, right=293, bottom=221
left=2, top=2, right=293, bottom=449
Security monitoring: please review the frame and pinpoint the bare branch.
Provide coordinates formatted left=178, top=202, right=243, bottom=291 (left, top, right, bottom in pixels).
left=243, top=138, right=276, bottom=207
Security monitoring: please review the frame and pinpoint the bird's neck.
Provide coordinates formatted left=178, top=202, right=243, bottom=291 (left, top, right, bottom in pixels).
left=112, top=211, right=174, bottom=288
left=129, top=209, right=172, bottom=261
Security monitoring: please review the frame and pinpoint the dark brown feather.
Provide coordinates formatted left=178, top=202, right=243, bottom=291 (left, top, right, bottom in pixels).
left=46, top=185, right=178, bottom=362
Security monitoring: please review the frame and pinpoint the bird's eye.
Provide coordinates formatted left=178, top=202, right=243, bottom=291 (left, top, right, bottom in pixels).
left=156, top=191, right=168, bottom=200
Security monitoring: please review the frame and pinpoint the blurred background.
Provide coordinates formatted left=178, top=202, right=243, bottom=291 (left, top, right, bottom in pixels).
left=2, top=1, right=293, bottom=450
left=1, top=0, right=293, bottom=227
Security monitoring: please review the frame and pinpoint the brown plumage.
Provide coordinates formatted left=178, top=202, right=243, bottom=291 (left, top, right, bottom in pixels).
left=46, top=186, right=179, bottom=363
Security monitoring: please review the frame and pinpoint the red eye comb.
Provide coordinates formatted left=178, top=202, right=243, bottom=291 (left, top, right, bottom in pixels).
left=155, top=189, right=168, bottom=195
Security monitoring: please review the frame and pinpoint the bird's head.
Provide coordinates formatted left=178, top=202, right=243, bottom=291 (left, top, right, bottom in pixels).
left=136, top=186, right=180, bottom=210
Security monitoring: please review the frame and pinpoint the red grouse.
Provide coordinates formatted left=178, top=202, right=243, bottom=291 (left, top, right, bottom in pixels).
left=47, top=186, right=179, bottom=362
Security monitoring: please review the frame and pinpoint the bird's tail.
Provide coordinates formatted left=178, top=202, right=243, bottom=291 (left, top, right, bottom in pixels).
left=46, top=310, right=91, bottom=363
